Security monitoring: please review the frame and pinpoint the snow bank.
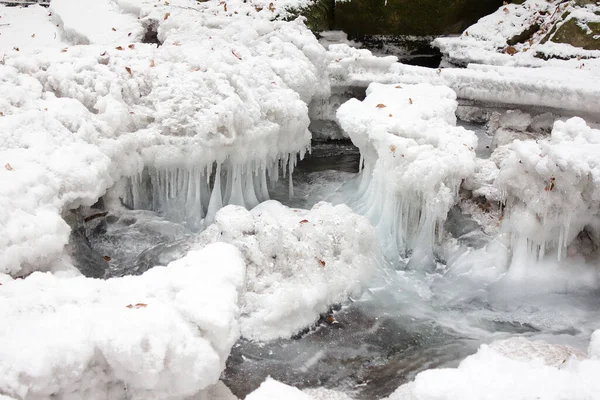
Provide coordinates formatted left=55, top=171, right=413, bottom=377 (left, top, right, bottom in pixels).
left=387, top=334, right=600, bottom=400
left=434, top=0, right=600, bottom=67
left=0, top=0, right=329, bottom=276
left=194, top=201, right=376, bottom=340
left=337, top=83, right=477, bottom=264
left=0, top=242, right=245, bottom=400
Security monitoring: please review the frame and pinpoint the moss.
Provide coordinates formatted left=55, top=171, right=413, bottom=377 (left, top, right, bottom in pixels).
left=551, top=18, right=600, bottom=50
left=294, top=0, right=335, bottom=33
left=333, top=0, right=503, bottom=37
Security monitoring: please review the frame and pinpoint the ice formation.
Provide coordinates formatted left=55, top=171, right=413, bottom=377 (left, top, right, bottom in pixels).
left=337, top=82, right=477, bottom=264
left=193, top=201, right=376, bottom=340
left=0, top=0, right=329, bottom=276
left=0, top=243, right=245, bottom=400
left=387, top=335, right=600, bottom=400
left=496, top=117, right=600, bottom=267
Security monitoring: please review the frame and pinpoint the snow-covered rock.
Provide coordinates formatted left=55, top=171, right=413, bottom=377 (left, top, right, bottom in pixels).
left=337, top=82, right=477, bottom=265
left=194, top=201, right=376, bottom=340
left=0, top=242, right=245, bottom=400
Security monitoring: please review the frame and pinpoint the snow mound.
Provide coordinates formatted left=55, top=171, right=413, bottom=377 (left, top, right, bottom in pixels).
left=337, top=82, right=477, bottom=265
left=246, top=378, right=354, bottom=400
left=0, top=0, right=329, bottom=276
left=496, top=117, right=600, bottom=264
left=387, top=334, right=600, bottom=400
left=194, top=201, right=376, bottom=340
left=246, top=378, right=313, bottom=400
left=0, top=242, right=245, bottom=400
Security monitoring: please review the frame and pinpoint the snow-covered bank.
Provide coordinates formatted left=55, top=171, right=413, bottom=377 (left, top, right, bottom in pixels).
left=0, top=0, right=329, bottom=276
left=0, top=243, right=245, bottom=400
left=337, top=82, right=477, bottom=264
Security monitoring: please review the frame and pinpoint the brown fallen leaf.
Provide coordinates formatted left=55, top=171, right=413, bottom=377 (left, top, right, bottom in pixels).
left=112, top=27, right=116, bottom=31
left=165, top=1, right=169, bottom=4
left=61, top=48, right=68, bottom=53
left=465, top=31, right=469, bottom=36
left=395, top=85, right=402, bottom=89
left=318, top=259, right=326, bottom=267
left=103, top=256, right=111, bottom=262
left=268, top=2, right=275, bottom=12
left=128, top=44, right=135, bottom=49
left=224, top=3, right=227, bottom=12
left=409, top=98, right=413, bottom=104
left=135, top=303, right=147, bottom=308
left=504, top=45, right=517, bottom=56
left=115, top=46, right=124, bottom=50
left=503, top=7, right=509, bottom=13
left=376, top=103, right=386, bottom=108
left=125, top=66, right=132, bottom=76
left=150, top=59, right=155, bottom=67
left=128, top=32, right=132, bottom=37
left=31, top=33, right=36, bottom=38
left=389, top=145, right=396, bottom=153
left=164, top=12, right=170, bottom=20
left=5, top=163, right=13, bottom=171
left=13, top=47, right=19, bottom=51
left=255, top=6, right=263, bottom=11
left=0, top=112, right=3, bottom=116
left=389, top=114, right=393, bottom=117
left=299, top=219, right=309, bottom=224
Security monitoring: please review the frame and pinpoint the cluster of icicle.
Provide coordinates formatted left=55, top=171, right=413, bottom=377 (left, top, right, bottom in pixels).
left=351, top=159, right=462, bottom=266
left=121, top=153, right=301, bottom=231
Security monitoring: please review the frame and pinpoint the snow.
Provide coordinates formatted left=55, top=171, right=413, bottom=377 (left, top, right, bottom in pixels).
left=193, top=201, right=376, bottom=340
left=245, top=378, right=354, bottom=400
left=386, top=334, right=600, bottom=400
left=0, top=242, right=245, bottom=400
left=0, top=0, right=329, bottom=276
left=337, top=82, right=477, bottom=264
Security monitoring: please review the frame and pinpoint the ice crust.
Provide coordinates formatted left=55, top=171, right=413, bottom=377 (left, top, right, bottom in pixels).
left=337, top=83, right=477, bottom=263
left=0, top=243, right=245, bottom=400
left=0, top=0, right=328, bottom=276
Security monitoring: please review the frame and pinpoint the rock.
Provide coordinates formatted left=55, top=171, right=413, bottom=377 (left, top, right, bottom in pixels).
left=333, top=0, right=503, bottom=37
left=550, top=18, right=600, bottom=51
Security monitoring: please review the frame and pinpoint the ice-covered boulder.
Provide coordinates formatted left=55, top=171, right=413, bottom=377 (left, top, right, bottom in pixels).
left=0, top=0, right=329, bottom=276
left=337, top=82, right=477, bottom=265
left=0, top=243, right=245, bottom=400
left=194, top=201, right=376, bottom=340
left=496, top=117, right=600, bottom=264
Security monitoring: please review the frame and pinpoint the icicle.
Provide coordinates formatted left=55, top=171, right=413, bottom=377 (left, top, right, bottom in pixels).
left=243, top=163, right=260, bottom=209
left=229, top=163, right=245, bottom=207
left=288, top=155, right=294, bottom=199
left=206, top=163, right=223, bottom=225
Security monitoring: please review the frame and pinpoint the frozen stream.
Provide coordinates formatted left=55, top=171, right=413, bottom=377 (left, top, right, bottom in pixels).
left=79, top=134, right=600, bottom=399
